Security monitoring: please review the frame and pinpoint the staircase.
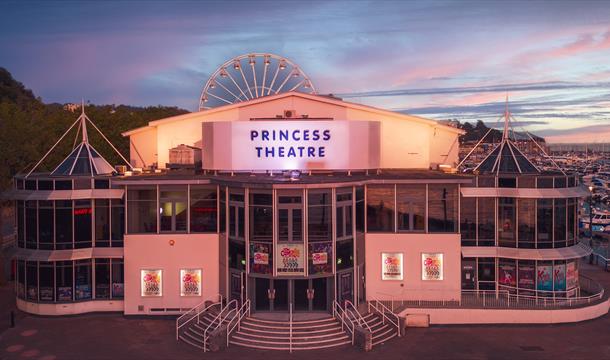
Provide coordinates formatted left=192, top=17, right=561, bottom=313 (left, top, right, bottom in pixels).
left=178, top=308, right=222, bottom=351
left=362, top=312, right=399, bottom=346
left=229, top=316, right=351, bottom=351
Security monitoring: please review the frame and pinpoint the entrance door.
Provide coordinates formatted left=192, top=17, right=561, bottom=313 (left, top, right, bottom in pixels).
left=230, top=271, right=244, bottom=304
left=337, top=272, right=353, bottom=305
left=312, top=278, right=327, bottom=311
left=273, top=279, right=289, bottom=311
left=255, top=278, right=270, bottom=311
left=294, top=279, right=309, bottom=311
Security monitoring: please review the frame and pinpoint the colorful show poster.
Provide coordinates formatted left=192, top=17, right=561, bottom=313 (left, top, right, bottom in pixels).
left=309, top=242, right=332, bottom=275
left=40, top=287, right=54, bottom=301
left=180, top=269, right=202, bottom=296
left=422, top=253, right=443, bottom=281
left=112, top=283, right=124, bottom=298
left=518, top=263, right=535, bottom=289
left=499, top=262, right=516, bottom=287
left=381, top=252, right=403, bottom=280
left=141, top=269, right=162, bottom=297
left=536, top=264, right=553, bottom=291
left=250, top=243, right=272, bottom=274
left=276, top=244, right=305, bottom=276
left=75, top=284, right=92, bottom=300
left=57, top=286, right=73, bottom=301
left=566, top=261, right=577, bottom=289
left=554, top=263, right=566, bottom=291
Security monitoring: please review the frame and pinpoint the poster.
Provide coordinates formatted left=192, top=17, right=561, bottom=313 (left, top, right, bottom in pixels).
left=40, top=287, right=54, bottom=301
left=554, top=263, right=566, bottom=291
left=75, top=284, right=92, bottom=300
left=518, top=263, right=535, bottom=289
left=141, top=269, right=162, bottom=297
left=422, top=253, right=443, bottom=281
left=499, top=262, right=517, bottom=287
left=566, top=261, right=577, bottom=289
left=536, top=264, right=553, bottom=291
left=180, top=269, right=202, bottom=297
left=250, top=243, right=272, bottom=274
left=57, top=286, right=73, bottom=301
left=381, top=252, right=403, bottom=280
left=276, top=244, right=305, bottom=276
left=112, top=283, right=124, bottom=298
left=309, top=242, right=332, bottom=275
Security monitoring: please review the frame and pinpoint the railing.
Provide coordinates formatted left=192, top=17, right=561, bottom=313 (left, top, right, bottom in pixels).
left=203, top=299, right=238, bottom=352
left=175, top=293, right=222, bottom=340
left=226, top=299, right=251, bottom=348
left=289, top=303, right=293, bottom=353
left=368, top=296, right=401, bottom=338
left=332, top=300, right=357, bottom=345
left=344, top=300, right=372, bottom=333
left=375, top=277, right=605, bottom=311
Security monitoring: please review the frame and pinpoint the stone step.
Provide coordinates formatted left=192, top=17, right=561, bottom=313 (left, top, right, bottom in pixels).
left=239, top=324, right=344, bottom=336
left=231, top=333, right=350, bottom=346
left=229, top=338, right=351, bottom=351
left=236, top=328, right=347, bottom=340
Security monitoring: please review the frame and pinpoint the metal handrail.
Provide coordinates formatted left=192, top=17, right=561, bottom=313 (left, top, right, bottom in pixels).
left=175, top=293, right=222, bottom=340
left=368, top=296, right=401, bottom=338
left=203, top=299, right=238, bottom=352
left=332, top=300, right=357, bottom=344
left=344, top=300, right=372, bottom=333
left=289, top=303, right=293, bottom=353
left=226, top=299, right=251, bottom=347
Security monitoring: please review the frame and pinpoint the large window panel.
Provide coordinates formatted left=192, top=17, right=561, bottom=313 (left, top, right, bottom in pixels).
left=460, top=196, right=476, bottom=245
left=75, top=259, right=92, bottom=300
left=537, top=199, right=553, bottom=249
left=397, top=184, right=425, bottom=232
left=38, top=200, right=54, bottom=250
left=95, top=199, right=110, bottom=247
left=111, top=199, right=124, bottom=246
left=249, top=192, right=273, bottom=242
left=25, top=200, right=37, bottom=249
left=567, top=198, right=576, bottom=245
left=366, top=185, right=395, bottom=232
left=95, top=259, right=111, bottom=299
left=190, top=186, right=218, bottom=233
left=554, top=199, right=567, bottom=248
left=56, top=261, right=73, bottom=302
left=308, top=190, right=332, bottom=241
left=55, top=200, right=73, bottom=250
left=127, top=187, right=157, bottom=233
left=111, top=259, right=124, bottom=298
left=74, top=200, right=92, bottom=248
left=26, top=261, right=38, bottom=301
left=518, top=199, right=536, bottom=248
left=498, top=198, right=516, bottom=248
left=428, top=184, right=458, bottom=233
left=39, top=262, right=54, bottom=302
left=477, top=197, right=495, bottom=246
left=159, top=186, right=187, bottom=233
left=17, top=201, right=24, bottom=248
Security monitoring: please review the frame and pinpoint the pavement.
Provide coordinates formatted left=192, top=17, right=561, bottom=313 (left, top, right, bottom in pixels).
left=1, top=263, right=610, bottom=360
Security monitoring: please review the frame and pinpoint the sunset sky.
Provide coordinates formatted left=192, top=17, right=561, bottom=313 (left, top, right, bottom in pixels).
left=1, top=0, right=610, bottom=143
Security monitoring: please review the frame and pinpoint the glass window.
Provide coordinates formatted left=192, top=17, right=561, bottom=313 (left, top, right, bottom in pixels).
left=54, top=180, right=72, bottom=190
left=17, top=260, right=25, bottom=299
left=308, top=190, right=332, bottom=241
left=95, top=259, right=111, bottom=299
left=56, top=261, right=73, bottom=302
left=537, top=199, right=553, bottom=249
left=55, top=200, right=73, bottom=250
left=190, top=186, right=218, bottom=233
left=159, top=186, right=187, bottom=232
left=95, top=199, right=110, bottom=247
left=477, top=257, right=495, bottom=290
left=518, top=176, right=536, bottom=188
left=26, top=261, right=38, bottom=301
left=518, top=260, right=536, bottom=295
left=518, top=199, right=536, bottom=248
left=127, top=187, right=157, bottom=233
left=336, top=240, right=353, bottom=271
left=477, top=176, right=495, bottom=187
left=25, top=200, right=37, bottom=249
left=498, top=198, right=516, bottom=247
left=336, top=189, right=353, bottom=239
left=397, top=184, right=425, bottom=232
left=38, top=201, right=54, bottom=250
left=428, top=184, right=458, bottom=233
left=111, top=259, right=124, bottom=298
left=278, top=192, right=303, bottom=243
left=74, top=178, right=91, bottom=190
left=249, top=192, right=273, bottom=242
left=498, top=177, right=516, bottom=188
left=309, top=242, right=332, bottom=275
left=567, top=198, right=576, bottom=245
left=498, top=258, right=517, bottom=291
left=39, top=262, right=54, bottom=302
left=25, top=180, right=37, bottom=190
left=94, top=179, right=110, bottom=189
left=478, top=198, right=495, bottom=246
left=460, top=196, right=476, bottom=246
left=537, top=177, right=553, bottom=188
left=74, top=200, right=92, bottom=248
left=111, top=199, right=124, bottom=246
left=355, top=187, right=364, bottom=232
left=554, top=199, right=567, bottom=247
left=75, top=259, right=92, bottom=300
left=38, top=180, right=52, bottom=190
left=229, top=240, right=246, bottom=270
left=17, top=201, right=24, bottom=248
left=219, top=187, right=226, bottom=233
left=366, top=185, right=394, bottom=232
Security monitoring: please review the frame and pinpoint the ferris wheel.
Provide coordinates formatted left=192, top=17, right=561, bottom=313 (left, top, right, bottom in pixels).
left=199, top=53, right=317, bottom=110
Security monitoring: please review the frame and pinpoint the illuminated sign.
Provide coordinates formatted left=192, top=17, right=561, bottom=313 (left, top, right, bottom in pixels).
left=381, top=252, right=403, bottom=280
left=203, top=120, right=380, bottom=171
left=141, top=269, right=162, bottom=297
left=276, top=244, right=305, bottom=276
left=180, top=269, right=202, bottom=297
left=422, top=253, right=443, bottom=281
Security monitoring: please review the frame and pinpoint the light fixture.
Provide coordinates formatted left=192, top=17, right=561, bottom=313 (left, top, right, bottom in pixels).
left=589, top=185, right=594, bottom=192
left=219, top=68, right=228, bottom=77
left=279, top=60, right=287, bottom=70
left=303, top=80, right=311, bottom=88
left=249, top=55, right=256, bottom=65
left=233, top=60, right=241, bottom=70
left=209, top=80, right=216, bottom=89
left=264, top=55, right=271, bottom=66
left=292, top=69, right=300, bottom=78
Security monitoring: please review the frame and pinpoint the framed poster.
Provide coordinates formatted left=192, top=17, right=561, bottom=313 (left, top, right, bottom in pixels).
left=381, top=252, right=403, bottom=280
left=536, top=264, right=553, bottom=291
left=422, top=253, right=443, bottom=281
left=554, top=263, right=566, bottom=291
left=141, top=269, right=162, bottom=297
left=276, top=244, right=305, bottom=276
left=250, top=243, right=272, bottom=274
left=566, top=261, right=577, bottom=289
left=499, top=261, right=517, bottom=287
left=180, top=269, right=202, bottom=296
left=309, top=242, right=332, bottom=275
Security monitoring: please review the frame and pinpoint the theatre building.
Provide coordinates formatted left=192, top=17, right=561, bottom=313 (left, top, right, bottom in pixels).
left=8, top=87, right=597, bottom=332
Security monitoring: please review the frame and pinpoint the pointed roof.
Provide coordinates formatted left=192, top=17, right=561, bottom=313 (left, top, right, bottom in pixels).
left=26, top=102, right=132, bottom=178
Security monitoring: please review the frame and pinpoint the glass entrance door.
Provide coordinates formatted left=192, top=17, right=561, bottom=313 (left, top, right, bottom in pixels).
left=294, top=279, right=309, bottom=311
left=273, top=279, right=289, bottom=311
left=312, top=278, right=327, bottom=311
left=255, top=277, right=270, bottom=311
